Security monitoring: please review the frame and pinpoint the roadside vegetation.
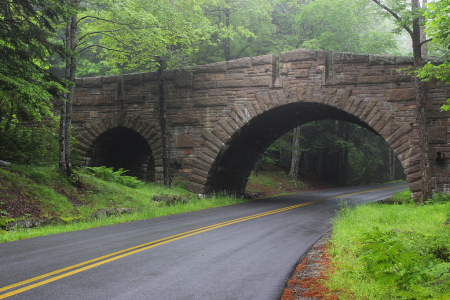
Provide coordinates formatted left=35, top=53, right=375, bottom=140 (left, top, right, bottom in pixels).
left=327, top=189, right=450, bottom=299
left=0, top=164, right=247, bottom=243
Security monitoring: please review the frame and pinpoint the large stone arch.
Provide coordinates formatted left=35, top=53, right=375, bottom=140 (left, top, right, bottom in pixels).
left=76, top=113, right=164, bottom=183
left=189, top=86, right=421, bottom=197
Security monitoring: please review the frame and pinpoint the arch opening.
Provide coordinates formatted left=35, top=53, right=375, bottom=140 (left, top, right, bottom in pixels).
left=89, top=127, right=155, bottom=181
left=204, top=102, right=406, bottom=195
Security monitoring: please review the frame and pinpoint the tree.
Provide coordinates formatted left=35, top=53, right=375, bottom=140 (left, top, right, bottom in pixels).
left=417, top=0, right=450, bottom=110
left=66, top=0, right=215, bottom=186
left=0, top=0, right=74, bottom=131
left=289, top=126, right=301, bottom=181
left=272, top=0, right=398, bottom=54
left=369, top=0, right=431, bottom=201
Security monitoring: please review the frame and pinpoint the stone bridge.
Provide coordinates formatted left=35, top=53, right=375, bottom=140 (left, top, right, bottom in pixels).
left=69, top=48, right=450, bottom=198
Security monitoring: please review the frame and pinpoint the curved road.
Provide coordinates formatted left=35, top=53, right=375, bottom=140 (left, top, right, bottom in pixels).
left=0, top=182, right=407, bottom=300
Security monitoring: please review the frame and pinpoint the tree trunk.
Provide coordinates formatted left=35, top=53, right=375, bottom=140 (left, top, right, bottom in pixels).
left=289, top=126, right=301, bottom=181
left=254, top=159, right=259, bottom=177
left=222, top=9, right=232, bottom=61
left=420, top=0, right=428, bottom=58
left=64, top=14, right=78, bottom=175
left=412, top=0, right=432, bottom=202
left=157, top=59, right=172, bottom=187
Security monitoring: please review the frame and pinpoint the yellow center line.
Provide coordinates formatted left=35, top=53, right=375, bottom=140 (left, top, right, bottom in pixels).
left=0, top=185, right=405, bottom=299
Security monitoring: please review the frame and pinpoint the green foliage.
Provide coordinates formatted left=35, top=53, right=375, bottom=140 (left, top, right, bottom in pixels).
left=357, top=227, right=450, bottom=298
left=0, top=0, right=76, bottom=124
left=328, top=200, right=450, bottom=299
left=86, top=166, right=143, bottom=188
left=0, top=119, right=81, bottom=166
left=390, top=188, right=412, bottom=203
left=0, top=218, right=15, bottom=227
left=0, top=165, right=247, bottom=243
left=426, top=192, right=450, bottom=204
left=0, top=123, right=58, bottom=165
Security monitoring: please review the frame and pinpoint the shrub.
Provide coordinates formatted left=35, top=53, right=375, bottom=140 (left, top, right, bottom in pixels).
left=86, top=166, right=143, bottom=188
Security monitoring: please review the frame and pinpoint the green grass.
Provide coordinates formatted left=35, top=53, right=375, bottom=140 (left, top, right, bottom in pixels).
left=327, top=193, right=450, bottom=299
left=0, top=165, right=247, bottom=243
left=390, top=188, right=413, bottom=203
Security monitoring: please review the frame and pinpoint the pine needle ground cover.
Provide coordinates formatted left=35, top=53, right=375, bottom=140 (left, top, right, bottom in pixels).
left=327, top=192, right=450, bottom=299
left=0, top=165, right=246, bottom=243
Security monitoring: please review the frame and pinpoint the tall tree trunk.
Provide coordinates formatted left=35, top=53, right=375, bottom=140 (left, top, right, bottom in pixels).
left=420, top=0, right=428, bottom=58
left=222, top=9, right=232, bottom=61
left=289, top=126, right=301, bottom=181
left=157, top=59, right=172, bottom=187
left=59, top=13, right=78, bottom=176
left=254, top=159, right=259, bottom=177
left=64, top=14, right=77, bottom=175
left=412, top=0, right=432, bottom=202
left=59, top=20, right=71, bottom=174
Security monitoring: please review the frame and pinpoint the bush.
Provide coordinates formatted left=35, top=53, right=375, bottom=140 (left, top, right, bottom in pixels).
left=86, top=166, right=143, bottom=188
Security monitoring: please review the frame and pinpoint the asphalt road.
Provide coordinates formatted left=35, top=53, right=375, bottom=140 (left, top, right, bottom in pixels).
left=0, top=182, right=408, bottom=300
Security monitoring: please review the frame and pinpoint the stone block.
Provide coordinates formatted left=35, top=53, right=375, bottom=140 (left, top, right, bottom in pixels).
left=83, top=76, right=102, bottom=88
left=193, top=81, right=217, bottom=90
left=336, top=75, right=357, bottom=85
left=195, top=97, right=228, bottom=107
left=175, top=69, right=193, bottom=87
left=409, top=179, right=422, bottom=192
left=386, top=123, right=413, bottom=145
left=427, top=108, right=450, bottom=119
left=177, top=135, right=194, bottom=148
left=369, top=55, right=396, bottom=65
left=245, top=76, right=270, bottom=87
left=395, top=56, right=414, bottom=65
left=386, top=88, right=416, bottom=101
left=163, top=69, right=175, bottom=80
left=295, top=69, right=309, bottom=78
left=72, top=113, right=86, bottom=123
left=186, top=173, right=207, bottom=185
left=357, top=76, right=388, bottom=84
left=279, top=49, right=318, bottom=62
left=227, top=57, right=251, bottom=69
left=216, top=80, right=247, bottom=88
left=190, top=158, right=211, bottom=172
left=380, top=121, right=400, bottom=140
left=403, top=153, right=421, bottom=169
left=169, top=114, right=200, bottom=125
left=333, top=52, right=369, bottom=64
left=143, top=72, right=158, bottom=81
left=123, top=73, right=143, bottom=85
left=428, top=126, right=447, bottom=144
left=194, top=62, right=227, bottom=73
left=102, top=75, right=120, bottom=84
left=212, top=126, right=230, bottom=143
left=75, top=78, right=83, bottom=87
left=251, top=54, right=276, bottom=66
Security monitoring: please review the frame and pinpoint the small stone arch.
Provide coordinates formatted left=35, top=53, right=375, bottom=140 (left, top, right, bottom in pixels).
left=76, top=113, right=163, bottom=183
left=188, top=86, right=421, bottom=196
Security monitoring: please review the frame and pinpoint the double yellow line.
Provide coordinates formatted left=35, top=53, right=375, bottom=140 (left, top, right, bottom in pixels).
left=0, top=185, right=405, bottom=299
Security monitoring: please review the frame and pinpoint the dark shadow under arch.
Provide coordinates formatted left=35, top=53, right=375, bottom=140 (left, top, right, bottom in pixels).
left=204, top=102, right=393, bottom=194
left=90, top=127, right=155, bottom=181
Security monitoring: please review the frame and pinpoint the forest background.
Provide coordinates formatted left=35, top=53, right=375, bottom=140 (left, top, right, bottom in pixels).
left=1, top=0, right=450, bottom=188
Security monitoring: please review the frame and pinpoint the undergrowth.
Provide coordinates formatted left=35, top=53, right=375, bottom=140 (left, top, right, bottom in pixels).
left=327, top=193, right=450, bottom=299
left=0, top=164, right=246, bottom=242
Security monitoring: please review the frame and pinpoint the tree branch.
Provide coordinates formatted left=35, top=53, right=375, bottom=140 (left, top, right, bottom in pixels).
left=372, top=0, right=413, bottom=37
left=77, top=44, right=136, bottom=54
left=76, top=15, right=135, bottom=26
left=420, top=38, right=433, bottom=46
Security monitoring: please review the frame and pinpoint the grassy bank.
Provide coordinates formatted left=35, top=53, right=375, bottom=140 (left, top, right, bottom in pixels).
left=327, top=190, right=450, bottom=299
left=0, top=165, right=246, bottom=242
